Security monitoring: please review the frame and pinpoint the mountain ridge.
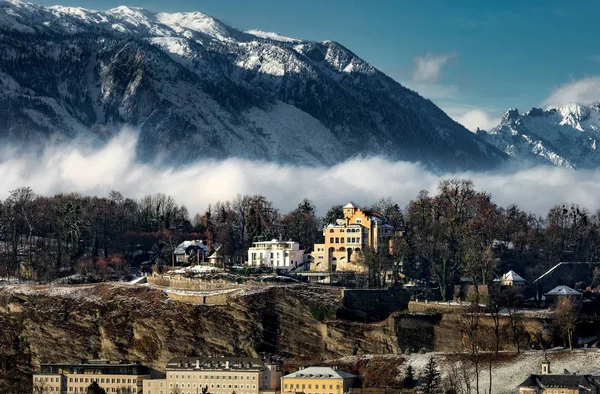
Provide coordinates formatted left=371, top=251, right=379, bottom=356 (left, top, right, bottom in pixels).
left=0, top=1, right=507, bottom=170
left=478, top=102, right=600, bottom=169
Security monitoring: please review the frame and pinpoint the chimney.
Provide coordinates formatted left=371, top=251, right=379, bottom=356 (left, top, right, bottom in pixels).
left=226, top=361, right=230, bottom=369
left=196, top=360, right=200, bottom=369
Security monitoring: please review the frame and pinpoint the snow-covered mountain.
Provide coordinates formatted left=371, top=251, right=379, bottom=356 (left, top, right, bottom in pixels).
left=0, top=0, right=506, bottom=169
left=478, top=103, right=600, bottom=169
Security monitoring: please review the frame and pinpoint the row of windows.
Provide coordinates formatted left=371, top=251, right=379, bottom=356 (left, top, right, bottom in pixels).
left=35, top=377, right=137, bottom=385
left=150, top=392, right=256, bottom=394
left=329, top=237, right=366, bottom=245
left=38, top=386, right=137, bottom=393
left=284, top=384, right=339, bottom=390
left=329, top=228, right=362, bottom=234
left=171, top=383, right=256, bottom=390
left=67, top=387, right=135, bottom=392
left=168, top=374, right=256, bottom=381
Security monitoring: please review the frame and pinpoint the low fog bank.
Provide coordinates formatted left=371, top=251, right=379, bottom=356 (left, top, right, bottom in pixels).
left=0, top=129, right=598, bottom=216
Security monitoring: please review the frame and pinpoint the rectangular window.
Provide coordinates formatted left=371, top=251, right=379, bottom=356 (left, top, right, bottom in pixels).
left=329, top=237, right=333, bottom=243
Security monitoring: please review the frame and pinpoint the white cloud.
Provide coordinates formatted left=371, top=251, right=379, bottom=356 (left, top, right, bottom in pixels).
left=1, top=129, right=600, bottom=217
left=444, top=107, right=502, bottom=131
left=412, top=52, right=457, bottom=83
left=542, top=76, right=600, bottom=107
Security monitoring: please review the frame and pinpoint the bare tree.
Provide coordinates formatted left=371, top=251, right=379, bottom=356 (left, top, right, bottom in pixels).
left=553, top=298, right=579, bottom=351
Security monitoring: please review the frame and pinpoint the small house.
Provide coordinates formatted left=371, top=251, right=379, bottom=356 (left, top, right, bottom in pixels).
left=495, top=270, right=526, bottom=287
left=544, top=285, right=582, bottom=309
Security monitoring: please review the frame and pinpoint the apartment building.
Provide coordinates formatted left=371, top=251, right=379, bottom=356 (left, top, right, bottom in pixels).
left=145, top=357, right=281, bottom=394
left=310, top=202, right=393, bottom=272
left=247, top=240, right=304, bottom=272
left=32, top=360, right=150, bottom=394
left=281, top=366, right=355, bottom=394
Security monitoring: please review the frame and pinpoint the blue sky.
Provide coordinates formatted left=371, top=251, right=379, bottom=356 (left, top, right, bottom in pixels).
left=35, top=0, right=600, bottom=130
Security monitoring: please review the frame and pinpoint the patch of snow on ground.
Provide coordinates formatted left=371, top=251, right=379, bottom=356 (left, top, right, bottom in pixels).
left=164, top=288, right=239, bottom=297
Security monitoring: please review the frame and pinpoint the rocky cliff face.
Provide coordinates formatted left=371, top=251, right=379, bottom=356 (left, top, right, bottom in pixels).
left=0, top=284, right=558, bottom=392
left=0, top=1, right=506, bottom=170
left=0, top=284, right=402, bottom=383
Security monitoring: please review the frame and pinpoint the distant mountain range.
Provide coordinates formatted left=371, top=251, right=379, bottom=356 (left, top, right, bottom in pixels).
left=0, top=0, right=506, bottom=170
left=478, top=103, right=600, bottom=169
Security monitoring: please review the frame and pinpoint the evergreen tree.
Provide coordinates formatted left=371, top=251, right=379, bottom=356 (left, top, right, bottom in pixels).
left=419, top=357, right=441, bottom=394
left=402, top=364, right=415, bottom=388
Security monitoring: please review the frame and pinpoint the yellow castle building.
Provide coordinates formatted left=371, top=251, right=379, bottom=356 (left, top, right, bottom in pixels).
left=310, top=202, right=393, bottom=272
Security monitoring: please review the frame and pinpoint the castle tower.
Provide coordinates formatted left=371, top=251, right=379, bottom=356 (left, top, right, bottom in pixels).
left=343, top=202, right=358, bottom=223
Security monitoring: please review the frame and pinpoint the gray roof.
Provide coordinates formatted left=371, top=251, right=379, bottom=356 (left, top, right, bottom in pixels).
left=166, top=357, right=265, bottom=371
left=518, top=374, right=597, bottom=389
left=283, top=366, right=356, bottom=380
left=174, top=240, right=208, bottom=255
left=501, top=270, right=526, bottom=282
left=545, top=285, right=582, bottom=296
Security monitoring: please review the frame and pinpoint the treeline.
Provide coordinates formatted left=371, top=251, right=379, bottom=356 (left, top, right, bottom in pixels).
left=2, top=179, right=600, bottom=295
left=0, top=189, right=321, bottom=282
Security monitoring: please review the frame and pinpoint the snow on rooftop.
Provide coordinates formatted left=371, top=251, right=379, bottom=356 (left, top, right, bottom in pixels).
left=498, top=270, right=526, bottom=282
left=174, top=240, right=208, bottom=255
left=545, top=285, right=582, bottom=296
left=283, top=366, right=356, bottom=379
left=344, top=202, right=358, bottom=209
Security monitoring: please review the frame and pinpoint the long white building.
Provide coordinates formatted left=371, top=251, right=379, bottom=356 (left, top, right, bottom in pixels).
left=145, top=357, right=281, bottom=394
left=247, top=239, right=304, bottom=272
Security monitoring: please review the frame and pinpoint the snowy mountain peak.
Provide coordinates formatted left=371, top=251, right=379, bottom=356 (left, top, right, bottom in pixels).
left=481, top=102, right=600, bottom=168
left=156, top=11, right=232, bottom=40
left=246, top=29, right=300, bottom=43
left=501, top=108, right=520, bottom=123
left=0, top=1, right=507, bottom=170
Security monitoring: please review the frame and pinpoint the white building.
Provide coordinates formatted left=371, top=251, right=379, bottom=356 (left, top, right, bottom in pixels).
left=145, top=357, right=281, bottom=394
left=247, top=239, right=304, bottom=272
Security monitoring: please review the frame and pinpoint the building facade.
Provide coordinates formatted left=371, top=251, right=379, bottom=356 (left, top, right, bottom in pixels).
left=145, top=357, right=281, bottom=394
left=174, top=241, right=208, bottom=264
left=310, top=202, right=393, bottom=272
left=281, top=366, right=355, bottom=394
left=32, top=360, right=150, bottom=394
left=247, top=240, right=305, bottom=271
left=518, top=357, right=599, bottom=393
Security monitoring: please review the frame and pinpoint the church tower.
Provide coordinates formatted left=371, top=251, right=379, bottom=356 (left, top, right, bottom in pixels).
left=541, top=354, right=550, bottom=375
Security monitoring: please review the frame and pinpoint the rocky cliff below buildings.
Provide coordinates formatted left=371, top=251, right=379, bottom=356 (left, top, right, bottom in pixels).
left=0, top=283, right=560, bottom=391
